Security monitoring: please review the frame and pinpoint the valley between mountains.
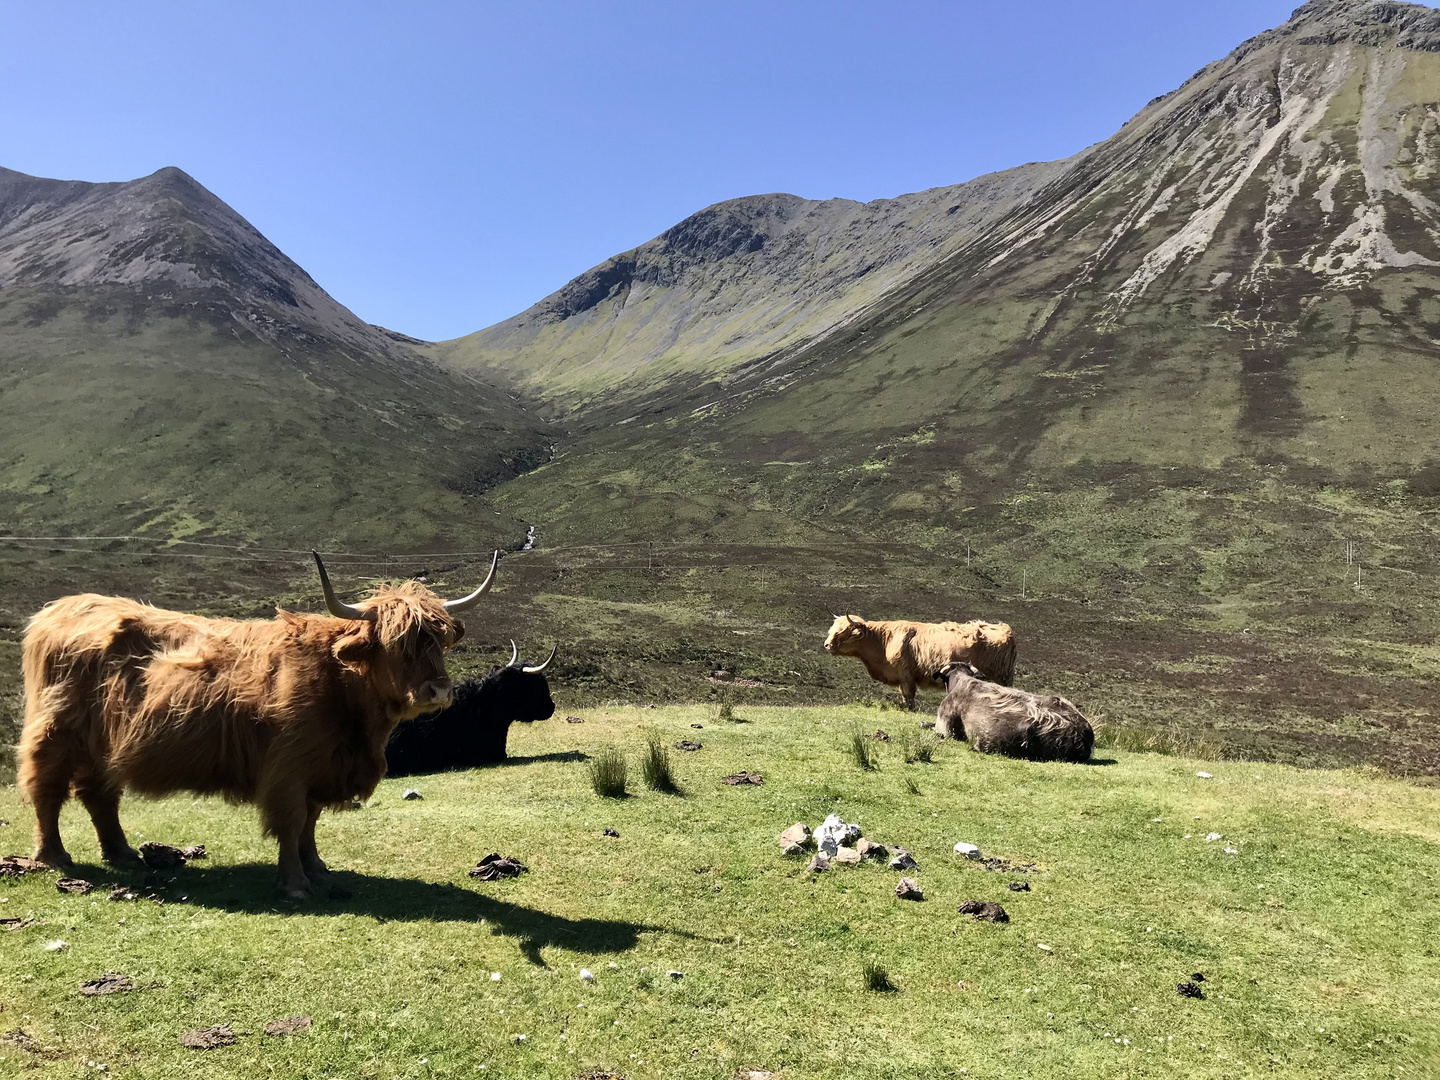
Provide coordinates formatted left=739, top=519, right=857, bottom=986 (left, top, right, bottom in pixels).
left=2, top=0, right=1439, bottom=776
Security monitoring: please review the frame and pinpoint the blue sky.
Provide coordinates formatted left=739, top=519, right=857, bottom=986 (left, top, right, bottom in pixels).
left=2, top=1, right=1301, bottom=340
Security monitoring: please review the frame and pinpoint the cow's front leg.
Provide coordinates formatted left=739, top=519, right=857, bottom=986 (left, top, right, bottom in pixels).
left=298, top=800, right=330, bottom=884
left=261, top=790, right=312, bottom=900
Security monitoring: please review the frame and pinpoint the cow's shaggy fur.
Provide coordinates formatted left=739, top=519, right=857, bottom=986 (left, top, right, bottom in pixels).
left=386, top=661, right=556, bottom=775
left=18, top=582, right=465, bottom=897
left=823, top=615, right=1016, bottom=709
left=935, top=663, right=1093, bottom=763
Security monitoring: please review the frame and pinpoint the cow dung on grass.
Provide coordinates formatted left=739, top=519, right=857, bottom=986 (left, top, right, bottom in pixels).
left=79, top=974, right=135, bottom=996
left=263, top=1016, right=312, bottom=1037
left=180, top=1024, right=238, bottom=1049
left=958, top=900, right=1010, bottom=923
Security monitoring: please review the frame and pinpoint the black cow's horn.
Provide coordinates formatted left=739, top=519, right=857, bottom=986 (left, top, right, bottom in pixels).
left=442, top=551, right=499, bottom=613
left=523, top=644, right=557, bottom=675
left=507, top=639, right=519, bottom=668
left=312, top=552, right=377, bottom=622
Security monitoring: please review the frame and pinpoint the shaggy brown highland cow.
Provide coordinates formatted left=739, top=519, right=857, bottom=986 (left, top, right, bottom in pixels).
left=935, top=662, right=1093, bottom=763
left=823, top=614, right=1016, bottom=710
left=17, top=551, right=497, bottom=898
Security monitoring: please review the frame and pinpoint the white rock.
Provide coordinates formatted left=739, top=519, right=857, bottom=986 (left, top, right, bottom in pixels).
left=1195, top=772, right=1213, bottom=779
left=490, top=972, right=502, bottom=981
left=1205, top=833, right=1223, bottom=842
left=44, top=939, right=67, bottom=951
left=579, top=969, right=594, bottom=981
left=402, top=788, right=423, bottom=800
left=1037, top=943, right=1053, bottom=952
left=814, top=814, right=861, bottom=855
left=1224, top=847, right=1238, bottom=855
left=953, top=842, right=982, bottom=859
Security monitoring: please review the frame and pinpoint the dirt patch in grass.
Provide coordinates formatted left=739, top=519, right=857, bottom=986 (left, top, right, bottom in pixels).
left=79, top=974, right=135, bottom=996
left=180, top=1024, right=238, bottom=1050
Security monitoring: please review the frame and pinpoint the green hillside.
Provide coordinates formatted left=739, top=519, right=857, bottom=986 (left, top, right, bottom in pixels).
left=429, top=0, right=1440, bottom=775
left=0, top=166, right=554, bottom=553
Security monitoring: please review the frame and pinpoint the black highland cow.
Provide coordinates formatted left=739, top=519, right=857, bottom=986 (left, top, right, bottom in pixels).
left=385, top=643, right=557, bottom=775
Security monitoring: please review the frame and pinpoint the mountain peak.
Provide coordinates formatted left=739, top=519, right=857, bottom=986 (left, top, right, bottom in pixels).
left=1280, top=0, right=1440, bottom=48
left=0, top=164, right=400, bottom=353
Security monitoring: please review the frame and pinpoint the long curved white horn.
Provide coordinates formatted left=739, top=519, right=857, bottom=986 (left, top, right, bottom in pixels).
left=312, top=551, right=376, bottom=622
left=442, top=551, right=499, bottom=613
left=507, top=639, right=519, bottom=668
left=523, top=644, right=557, bottom=675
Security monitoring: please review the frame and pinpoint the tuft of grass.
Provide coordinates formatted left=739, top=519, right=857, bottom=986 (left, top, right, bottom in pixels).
left=640, top=730, right=681, bottom=794
left=1093, top=723, right=1227, bottom=761
left=902, top=775, right=922, bottom=796
left=863, top=959, right=897, bottom=992
left=898, top=729, right=938, bottom=764
left=846, top=725, right=877, bottom=771
left=588, top=746, right=629, bottom=797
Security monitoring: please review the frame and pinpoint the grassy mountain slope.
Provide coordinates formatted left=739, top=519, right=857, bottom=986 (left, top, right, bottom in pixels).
left=0, top=166, right=554, bottom=550
left=432, top=163, right=1068, bottom=409
left=4, top=4, right=1440, bottom=780
left=438, top=0, right=1440, bottom=775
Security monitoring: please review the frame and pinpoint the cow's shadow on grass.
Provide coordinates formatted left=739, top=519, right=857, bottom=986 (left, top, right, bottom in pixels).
left=488, top=750, right=589, bottom=768
left=136, top=862, right=666, bottom=966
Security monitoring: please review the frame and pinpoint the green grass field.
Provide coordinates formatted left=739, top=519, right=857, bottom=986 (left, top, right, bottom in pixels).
left=2, top=705, right=1436, bottom=1079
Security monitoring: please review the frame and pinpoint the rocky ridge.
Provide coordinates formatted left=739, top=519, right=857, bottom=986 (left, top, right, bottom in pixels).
left=0, top=165, right=406, bottom=361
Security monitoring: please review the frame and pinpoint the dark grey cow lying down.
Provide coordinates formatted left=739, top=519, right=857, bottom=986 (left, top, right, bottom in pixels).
left=385, top=642, right=557, bottom=776
left=935, top=663, right=1094, bottom=763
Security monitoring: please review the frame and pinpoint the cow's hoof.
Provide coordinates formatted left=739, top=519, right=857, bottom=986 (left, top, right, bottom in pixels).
left=34, top=848, right=75, bottom=873
left=102, top=847, right=145, bottom=871
left=278, top=884, right=313, bottom=901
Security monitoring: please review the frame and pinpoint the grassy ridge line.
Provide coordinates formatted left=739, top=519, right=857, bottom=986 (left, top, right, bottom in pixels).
left=0, top=704, right=1436, bottom=1078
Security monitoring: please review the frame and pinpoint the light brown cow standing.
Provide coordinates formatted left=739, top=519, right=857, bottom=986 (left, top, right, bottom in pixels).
left=822, top=614, right=1017, bottom=710
left=17, top=551, right=497, bottom=898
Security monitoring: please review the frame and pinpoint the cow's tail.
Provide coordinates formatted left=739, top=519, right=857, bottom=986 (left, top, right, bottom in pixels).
left=17, top=607, right=72, bottom=800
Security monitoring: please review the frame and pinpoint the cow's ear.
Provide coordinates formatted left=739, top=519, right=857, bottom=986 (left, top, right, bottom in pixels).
left=333, top=623, right=377, bottom=675
left=450, top=619, right=466, bottom=646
